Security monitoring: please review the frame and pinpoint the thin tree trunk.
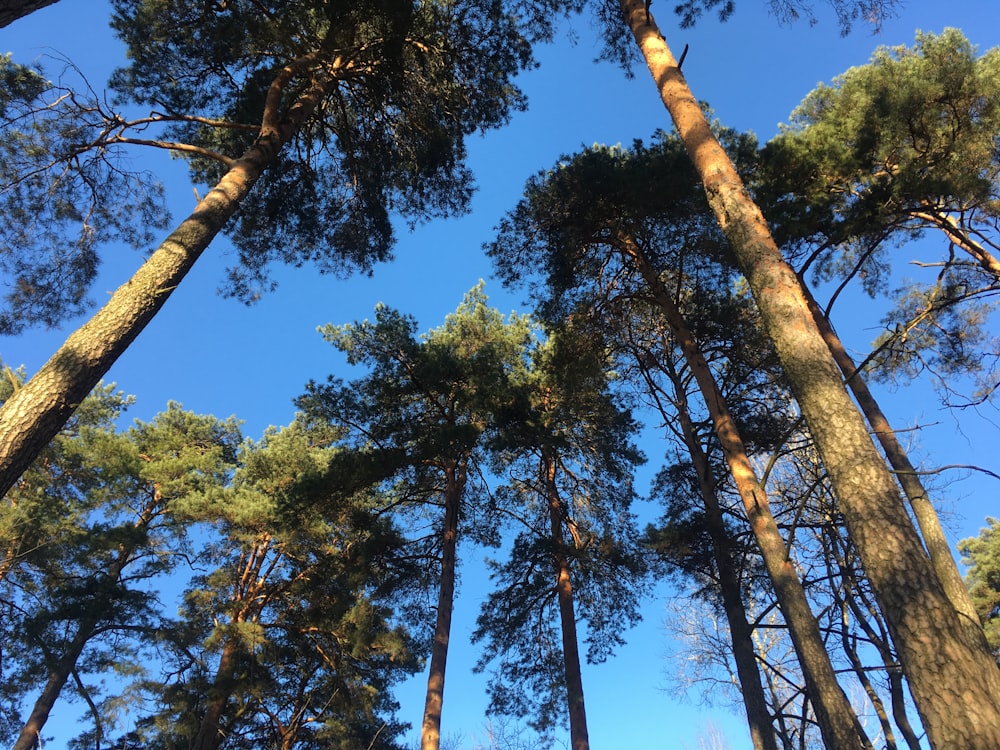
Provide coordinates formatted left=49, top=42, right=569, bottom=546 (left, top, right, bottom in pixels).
left=420, top=463, right=464, bottom=750
left=802, top=283, right=985, bottom=642
left=11, top=491, right=162, bottom=750
left=0, top=56, right=334, bottom=499
left=544, top=451, right=590, bottom=750
left=12, top=623, right=93, bottom=750
left=623, top=237, right=867, bottom=749
left=191, top=639, right=242, bottom=750
left=0, top=0, right=59, bottom=27
left=619, top=2, right=1000, bottom=745
left=652, top=352, right=778, bottom=750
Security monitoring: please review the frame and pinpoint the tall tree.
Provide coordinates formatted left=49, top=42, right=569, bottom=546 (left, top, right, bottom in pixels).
left=0, top=0, right=576, bottom=498
left=756, top=28, right=1000, bottom=649
left=0, top=400, right=241, bottom=750
left=473, top=326, right=646, bottom=750
left=129, top=422, right=419, bottom=750
left=593, top=4, right=1000, bottom=744
left=297, top=285, right=534, bottom=750
left=490, top=133, right=869, bottom=748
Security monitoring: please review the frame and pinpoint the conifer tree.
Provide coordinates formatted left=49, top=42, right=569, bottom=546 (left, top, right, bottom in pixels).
left=0, top=0, right=577, bottom=498
left=588, top=5, right=1000, bottom=744
left=297, top=285, right=534, bottom=750
left=473, top=325, right=646, bottom=750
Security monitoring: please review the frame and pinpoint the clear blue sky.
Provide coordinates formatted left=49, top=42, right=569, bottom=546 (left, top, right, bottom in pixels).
left=3, top=1, right=1000, bottom=748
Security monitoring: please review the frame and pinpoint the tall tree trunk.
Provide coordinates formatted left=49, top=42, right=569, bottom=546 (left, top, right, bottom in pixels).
left=652, top=352, right=779, bottom=750
left=11, top=493, right=161, bottom=750
left=623, top=237, right=868, bottom=749
left=802, top=283, right=985, bottom=641
left=191, top=639, right=242, bottom=750
left=0, top=59, right=333, bottom=499
left=12, top=622, right=94, bottom=750
left=420, top=463, right=464, bottom=750
left=0, top=0, right=59, bottom=27
left=544, top=451, right=590, bottom=750
left=619, top=2, right=1000, bottom=745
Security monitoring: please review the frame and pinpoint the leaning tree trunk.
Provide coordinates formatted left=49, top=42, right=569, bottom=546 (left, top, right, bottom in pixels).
left=802, top=283, right=985, bottom=644
left=652, top=353, right=779, bottom=750
left=544, top=451, right=590, bottom=750
left=0, top=0, right=59, bottom=27
left=619, top=2, right=1000, bottom=745
left=12, top=622, right=94, bottom=750
left=420, top=462, right=464, bottom=750
left=624, top=237, right=868, bottom=750
left=0, top=56, right=333, bottom=499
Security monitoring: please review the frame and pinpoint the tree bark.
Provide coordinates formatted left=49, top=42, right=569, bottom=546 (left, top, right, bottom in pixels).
left=624, top=238, right=868, bottom=750
left=420, top=463, right=464, bottom=750
left=544, top=451, right=590, bottom=750
left=0, top=0, right=59, bottom=27
left=801, top=282, right=985, bottom=643
left=12, top=623, right=93, bottom=750
left=619, top=2, right=1000, bottom=745
left=654, top=353, right=779, bottom=750
left=191, top=639, right=241, bottom=750
left=0, top=57, right=333, bottom=499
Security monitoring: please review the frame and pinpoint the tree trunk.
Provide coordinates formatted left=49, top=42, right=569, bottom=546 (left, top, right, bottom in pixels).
left=420, top=463, right=464, bottom=750
left=619, top=2, right=1000, bottom=745
left=802, top=282, right=985, bottom=643
left=654, top=353, right=779, bottom=750
left=544, top=451, right=590, bottom=750
left=12, top=624, right=93, bottom=750
left=191, top=639, right=242, bottom=750
left=0, top=0, right=59, bottom=27
left=624, top=237, right=867, bottom=750
left=0, top=60, right=333, bottom=499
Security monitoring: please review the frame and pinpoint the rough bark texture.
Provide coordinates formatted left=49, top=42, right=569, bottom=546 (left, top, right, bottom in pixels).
left=619, top=2, right=1000, bottom=745
left=802, top=283, right=985, bottom=643
left=0, top=62, right=332, bottom=499
left=657, top=355, right=779, bottom=750
left=626, top=240, right=867, bottom=750
left=545, top=453, right=590, bottom=750
left=0, top=0, right=59, bottom=27
left=420, top=464, right=463, bottom=750
left=191, top=639, right=240, bottom=750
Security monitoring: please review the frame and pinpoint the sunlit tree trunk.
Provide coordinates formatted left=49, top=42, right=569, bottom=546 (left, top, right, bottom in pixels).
left=420, top=462, right=465, bottom=750
left=618, top=2, right=1000, bottom=745
left=543, top=451, right=590, bottom=750
left=802, top=283, right=984, bottom=642
left=622, top=235, right=868, bottom=749
left=652, top=352, right=779, bottom=750
left=0, top=59, right=333, bottom=499
left=192, top=535, right=276, bottom=750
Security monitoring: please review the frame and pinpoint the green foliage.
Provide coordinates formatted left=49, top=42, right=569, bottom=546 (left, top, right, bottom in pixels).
left=960, top=518, right=1000, bottom=660
left=0, top=396, right=242, bottom=746
left=759, top=29, right=1000, bottom=397
left=298, top=284, right=535, bottom=545
left=110, top=421, right=419, bottom=749
left=105, top=0, right=568, bottom=303
left=473, top=326, right=648, bottom=741
left=0, top=0, right=578, bottom=330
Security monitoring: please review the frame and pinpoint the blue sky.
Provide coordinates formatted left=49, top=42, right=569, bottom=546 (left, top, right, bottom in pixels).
left=4, top=1, right=1000, bottom=748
